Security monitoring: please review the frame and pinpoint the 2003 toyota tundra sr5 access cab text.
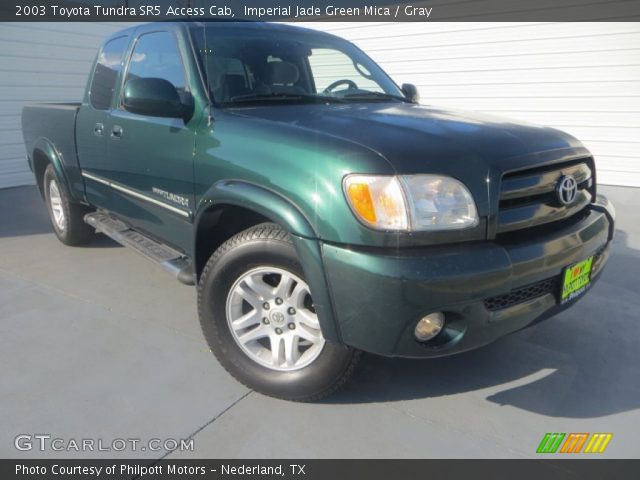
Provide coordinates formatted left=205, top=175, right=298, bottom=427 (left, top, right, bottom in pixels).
left=22, top=22, right=615, bottom=401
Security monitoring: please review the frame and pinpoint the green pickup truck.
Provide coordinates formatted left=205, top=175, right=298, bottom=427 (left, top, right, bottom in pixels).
left=22, top=21, right=615, bottom=401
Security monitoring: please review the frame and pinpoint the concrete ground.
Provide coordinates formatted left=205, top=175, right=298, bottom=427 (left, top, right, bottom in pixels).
left=1, top=185, right=638, bottom=459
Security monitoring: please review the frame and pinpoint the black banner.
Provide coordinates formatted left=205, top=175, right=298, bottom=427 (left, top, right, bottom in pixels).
left=3, top=0, right=640, bottom=22
left=2, top=459, right=640, bottom=480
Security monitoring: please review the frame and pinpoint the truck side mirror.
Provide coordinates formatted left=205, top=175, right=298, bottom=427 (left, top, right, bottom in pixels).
left=401, top=83, right=420, bottom=104
left=123, top=77, right=191, bottom=121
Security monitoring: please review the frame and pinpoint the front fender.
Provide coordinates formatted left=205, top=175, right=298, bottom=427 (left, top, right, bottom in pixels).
left=194, top=180, right=342, bottom=343
left=196, top=180, right=316, bottom=238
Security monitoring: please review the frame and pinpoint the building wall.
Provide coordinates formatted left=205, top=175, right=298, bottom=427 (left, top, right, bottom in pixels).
left=299, top=22, right=640, bottom=187
left=0, top=22, right=131, bottom=188
left=1, top=22, right=639, bottom=188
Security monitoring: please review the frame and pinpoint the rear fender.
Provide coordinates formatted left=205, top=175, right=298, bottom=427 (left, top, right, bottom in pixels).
left=32, top=138, right=78, bottom=202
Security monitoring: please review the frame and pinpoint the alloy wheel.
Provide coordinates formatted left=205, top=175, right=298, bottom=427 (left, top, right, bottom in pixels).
left=225, top=266, right=325, bottom=371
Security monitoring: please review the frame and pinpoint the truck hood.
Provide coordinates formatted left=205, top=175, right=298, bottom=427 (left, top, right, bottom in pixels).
left=228, top=102, right=589, bottom=216
left=231, top=102, right=584, bottom=173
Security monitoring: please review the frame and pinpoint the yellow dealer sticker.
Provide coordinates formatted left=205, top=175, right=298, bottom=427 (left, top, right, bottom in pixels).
left=561, top=256, right=594, bottom=303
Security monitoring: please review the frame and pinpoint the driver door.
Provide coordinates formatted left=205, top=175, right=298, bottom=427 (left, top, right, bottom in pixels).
left=106, top=29, right=196, bottom=252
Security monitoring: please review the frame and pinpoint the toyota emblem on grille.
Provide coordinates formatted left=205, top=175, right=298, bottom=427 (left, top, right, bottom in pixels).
left=556, top=175, right=578, bottom=205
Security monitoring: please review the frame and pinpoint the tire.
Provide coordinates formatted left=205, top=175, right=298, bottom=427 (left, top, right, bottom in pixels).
left=198, top=223, right=360, bottom=401
left=43, top=164, right=94, bottom=246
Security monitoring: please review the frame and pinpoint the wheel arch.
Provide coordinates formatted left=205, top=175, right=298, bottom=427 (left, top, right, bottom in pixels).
left=193, top=180, right=342, bottom=343
left=193, top=180, right=317, bottom=276
left=31, top=138, right=72, bottom=201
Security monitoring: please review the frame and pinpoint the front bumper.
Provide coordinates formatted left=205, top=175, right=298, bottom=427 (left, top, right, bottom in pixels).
left=321, top=195, right=615, bottom=358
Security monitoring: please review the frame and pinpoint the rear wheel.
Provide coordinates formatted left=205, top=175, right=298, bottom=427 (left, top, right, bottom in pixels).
left=198, top=223, right=360, bottom=401
left=43, top=164, right=93, bottom=245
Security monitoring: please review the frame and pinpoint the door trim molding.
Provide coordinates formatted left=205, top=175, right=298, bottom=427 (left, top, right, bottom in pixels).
left=81, top=171, right=191, bottom=218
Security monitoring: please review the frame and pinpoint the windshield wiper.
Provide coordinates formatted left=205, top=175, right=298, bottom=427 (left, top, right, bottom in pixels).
left=228, top=93, right=345, bottom=105
left=342, top=92, right=409, bottom=103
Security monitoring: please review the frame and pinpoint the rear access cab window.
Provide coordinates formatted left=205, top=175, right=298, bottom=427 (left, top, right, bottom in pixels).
left=90, top=36, right=128, bottom=110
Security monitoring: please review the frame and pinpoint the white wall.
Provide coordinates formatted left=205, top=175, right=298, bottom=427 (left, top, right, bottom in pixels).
left=298, top=22, right=640, bottom=187
left=0, top=22, right=132, bottom=188
left=1, top=22, right=639, bottom=188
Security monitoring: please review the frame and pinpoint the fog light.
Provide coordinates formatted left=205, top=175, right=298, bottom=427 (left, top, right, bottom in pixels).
left=414, top=312, right=445, bottom=342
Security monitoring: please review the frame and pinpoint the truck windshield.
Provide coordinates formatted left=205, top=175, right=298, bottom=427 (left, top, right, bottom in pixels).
left=190, top=24, right=406, bottom=106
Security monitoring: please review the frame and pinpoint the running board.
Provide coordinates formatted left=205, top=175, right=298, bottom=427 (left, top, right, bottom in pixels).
left=84, top=212, right=195, bottom=286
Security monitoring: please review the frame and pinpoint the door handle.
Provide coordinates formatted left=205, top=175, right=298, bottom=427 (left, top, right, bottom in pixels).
left=94, top=123, right=104, bottom=136
left=111, top=125, right=123, bottom=139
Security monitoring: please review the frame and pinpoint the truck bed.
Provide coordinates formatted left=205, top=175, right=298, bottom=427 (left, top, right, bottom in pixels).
left=21, top=102, right=82, bottom=194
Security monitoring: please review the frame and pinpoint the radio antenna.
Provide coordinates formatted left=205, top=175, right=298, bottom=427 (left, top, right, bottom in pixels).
left=203, top=23, right=213, bottom=127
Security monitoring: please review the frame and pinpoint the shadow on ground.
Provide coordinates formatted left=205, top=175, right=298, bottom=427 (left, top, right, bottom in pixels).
left=0, top=185, right=119, bottom=248
left=326, top=228, right=640, bottom=419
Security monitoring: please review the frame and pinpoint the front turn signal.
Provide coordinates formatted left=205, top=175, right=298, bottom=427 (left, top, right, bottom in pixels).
left=344, top=175, right=408, bottom=230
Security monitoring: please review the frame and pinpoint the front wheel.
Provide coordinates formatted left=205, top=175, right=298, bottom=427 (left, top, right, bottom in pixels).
left=197, top=223, right=360, bottom=401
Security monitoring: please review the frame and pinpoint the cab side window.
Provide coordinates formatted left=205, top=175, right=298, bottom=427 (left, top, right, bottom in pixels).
left=125, top=31, right=187, bottom=97
left=90, top=36, right=128, bottom=110
left=205, top=55, right=251, bottom=102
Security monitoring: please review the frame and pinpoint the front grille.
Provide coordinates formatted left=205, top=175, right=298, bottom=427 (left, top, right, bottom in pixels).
left=484, top=277, right=559, bottom=311
left=497, top=158, right=595, bottom=235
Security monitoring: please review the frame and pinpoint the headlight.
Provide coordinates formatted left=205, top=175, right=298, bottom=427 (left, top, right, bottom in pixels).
left=344, top=174, right=478, bottom=231
left=401, top=175, right=478, bottom=230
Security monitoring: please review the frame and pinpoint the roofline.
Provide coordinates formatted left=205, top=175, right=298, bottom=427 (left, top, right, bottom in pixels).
left=104, top=20, right=342, bottom=46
